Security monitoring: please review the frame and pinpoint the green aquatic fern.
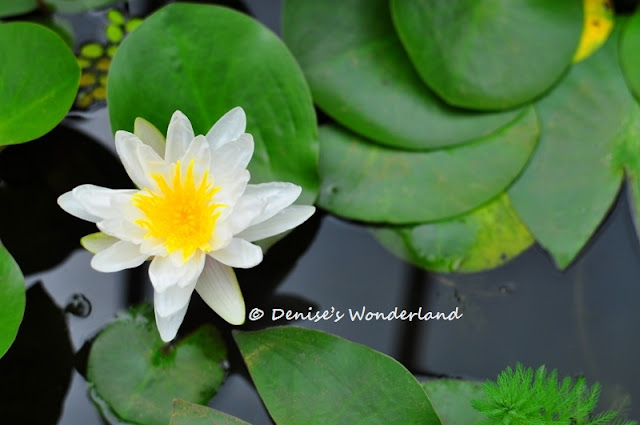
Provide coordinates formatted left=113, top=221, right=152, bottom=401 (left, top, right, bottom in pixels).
left=471, top=364, right=637, bottom=425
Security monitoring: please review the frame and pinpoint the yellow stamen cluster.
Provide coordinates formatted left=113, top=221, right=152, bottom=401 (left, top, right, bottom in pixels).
left=132, top=160, right=224, bottom=261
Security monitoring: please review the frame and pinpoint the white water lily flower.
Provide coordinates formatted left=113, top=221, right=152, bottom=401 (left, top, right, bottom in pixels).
left=58, top=108, right=315, bottom=342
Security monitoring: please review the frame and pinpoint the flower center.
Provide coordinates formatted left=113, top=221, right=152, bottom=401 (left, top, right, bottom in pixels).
left=132, top=160, right=225, bottom=261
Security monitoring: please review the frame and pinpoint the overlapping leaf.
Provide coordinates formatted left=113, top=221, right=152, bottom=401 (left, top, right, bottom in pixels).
left=108, top=3, right=318, bottom=204
left=509, top=23, right=640, bottom=268
left=283, top=0, right=519, bottom=150
left=234, top=327, right=442, bottom=425
left=422, top=380, right=486, bottom=425
left=391, top=0, right=583, bottom=110
left=318, top=108, right=539, bottom=224
left=170, top=400, right=251, bottom=425
left=371, top=194, right=533, bottom=273
left=621, top=7, right=640, bottom=102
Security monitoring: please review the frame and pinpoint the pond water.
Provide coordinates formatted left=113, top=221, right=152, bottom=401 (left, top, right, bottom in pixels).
left=1, top=0, right=640, bottom=424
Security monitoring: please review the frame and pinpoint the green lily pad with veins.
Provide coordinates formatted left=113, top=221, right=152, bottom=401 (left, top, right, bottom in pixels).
left=318, top=107, right=539, bottom=224
left=391, top=0, right=583, bottom=111
left=508, top=22, right=640, bottom=269
left=234, top=327, right=442, bottom=425
left=283, top=0, right=520, bottom=150
left=108, top=3, right=318, bottom=204
left=87, top=305, right=228, bottom=425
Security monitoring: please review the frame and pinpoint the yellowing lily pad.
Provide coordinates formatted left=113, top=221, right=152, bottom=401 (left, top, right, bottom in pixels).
left=234, top=327, right=442, bottom=425
left=391, top=0, right=583, bottom=110
left=318, top=108, right=539, bottom=224
left=0, top=23, right=80, bottom=146
left=371, top=195, right=533, bottom=273
left=108, top=3, right=318, bottom=204
left=283, top=0, right=520, bottom=150
left=87, top=305, right=228, bottom=425
left=573, top=0, right=614, bottom=62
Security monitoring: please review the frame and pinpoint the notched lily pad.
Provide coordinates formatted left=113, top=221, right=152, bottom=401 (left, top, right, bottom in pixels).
left=509, top=26, right=640, bottom=268
left=282, top=0, right=520, bottom=150
left=318, top=108, right=539, bottom=224
left=371, top=194, right=534, bottom=273
left=234, top=326, right=442, bottom=425
left=87, top=304, right=228, bottom=425
left=391, top=0, right=583, bottom=110
left=108, top=3, right=319, bottom=204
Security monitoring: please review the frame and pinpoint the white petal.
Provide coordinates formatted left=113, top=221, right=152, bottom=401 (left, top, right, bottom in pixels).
left=154, top=279, right=196, bottom=318
left=180, top=135, right=211, bottom=179
left=209, top=238, right=263, bottom=268
left=136, top=143, right=169, bottom=192
left=237, top=205, right=316, bottom=242
left=155, top=302, right=189, bottom=342
left=58, top=191, right=101, bottom=222
left=206, top=107, right=246, bottom=150
left=165, top=110, right=194, bottom=163
left=134, top=117, right=165, bottom=158
left=148, top=251, right=205, bottom=292
left=209, top=133, right=253, bottom=177
left=80, top=232, right=118, bottom=254
left=91, top=240, right=148, bottom=272
left=208, top=222, right=233, bottom=251
left=115, top=131, right=156, bottom=189
left=72, top=185, right=138, bottom=220
left=241, top=182, right=302, bottom=226
left=97, top=218, right=147, bottom=243
left=195, top=257, right=245, bottom=325
left=225, top=191, right=267, bottom=235
left=139, top=236, right=169, bottom=257
left=215, top=170, right=250, bottom=219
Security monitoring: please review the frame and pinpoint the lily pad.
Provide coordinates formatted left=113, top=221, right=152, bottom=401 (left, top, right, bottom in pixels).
left=0, top=0, right=37, bottom=17
left=572, top=0, right=614, bottom=63
left=170, top=400, right=251, bottom=425
left=234, top=327, right=442, bottom=425
left=620, top=6, right=640, bottom=102
left=371, top=194, right=533, bottom=273
left=45, top=0, right=121, bottom=13
left=87, top=305, right=228, bottom=425
left=0, top=22, right=80, bottom=146
left=391, top=0, right=583, bottom=110
left=508, top=27, right=640, bottom=269
left=0, top=242, right=25, bottom=358
left=282, top=0, right=519, bottom=150
left=318, top=108, right=539, bottom=224
left=108, top=3, right=318, bottom=204
left=421, top=380, right=486, bottom=425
